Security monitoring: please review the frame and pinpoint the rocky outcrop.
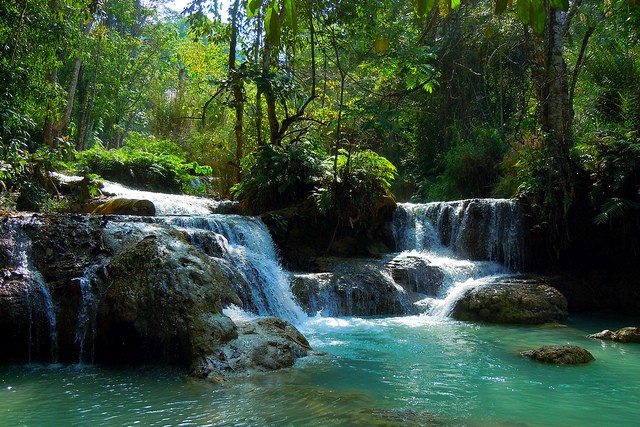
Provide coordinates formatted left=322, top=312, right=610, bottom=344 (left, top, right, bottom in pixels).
left=452, top=276, right=568, bottom=324
left=0, top=214, right=313, bottom=378
left=588, top=327, right=640, bottom=343
left=386, top=253, right=445, bottom=296
left=291, top=257, right=416, bottom=316
left=192, top=317, right=312, bottom=382
left=521, top=345, right=595, bottom=364
left=93, top=198, right=156, bottom=216
left=96, top=224, right=242, bottom=365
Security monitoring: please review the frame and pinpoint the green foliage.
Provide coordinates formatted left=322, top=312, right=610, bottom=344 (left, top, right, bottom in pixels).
left=74, top=136, right=213, bottom=195
left=417, top=127, right=507, bottom=201
left=231, top=141, right=326, bottom=213
left=574, top=132, right=640, bottom=225
left=314, top=150, right=397, bottom=228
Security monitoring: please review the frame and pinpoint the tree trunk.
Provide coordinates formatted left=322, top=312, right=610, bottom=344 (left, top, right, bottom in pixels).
left=229, top=0, right=245, bottom=181
left=541, top=6, right=573, bottom=202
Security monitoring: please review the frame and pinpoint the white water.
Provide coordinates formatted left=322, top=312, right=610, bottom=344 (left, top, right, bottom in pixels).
left=101, top=180, right=230, bottom=215
left=166, top=215, right=307, bottom=324
left=2, top=219, right=59, bottom=362
left=391, top=200, right=525, bottom=318
left=75, top=264, right=102, bottom=363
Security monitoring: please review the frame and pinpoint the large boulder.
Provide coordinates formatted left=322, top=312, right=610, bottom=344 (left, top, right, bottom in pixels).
left=452, top=276, right=568, bottom=324
left=521, top=345, right=594, bottom=365
left=96, top=223, right=243, bottom=365
left=588, top=327, right=640, bottom=343
left=291, top=257, right=416, bottom=316
left=192, top=317, right=312, bottom=382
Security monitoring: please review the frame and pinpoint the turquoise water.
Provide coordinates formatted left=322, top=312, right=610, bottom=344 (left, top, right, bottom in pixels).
left=1, top=315, right=639, bottom=426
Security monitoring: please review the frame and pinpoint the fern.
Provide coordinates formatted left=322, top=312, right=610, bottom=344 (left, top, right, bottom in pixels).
left=595, top=198, right=640, bottom=225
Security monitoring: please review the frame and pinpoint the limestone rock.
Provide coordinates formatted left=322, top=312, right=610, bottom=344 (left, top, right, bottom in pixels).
left=452, top=276, right=568, bottom=324
left=521, top=345, right=595, bottom=364
left=588, top=327, right=640, bottom=343
left=386, top=253, right=445, bottom=296
left=96, top=224, right=242, bottom=365
left=192, top=316, right=312, bottom=380
left=93, top=198, right=156, bottom=216
left=291, top=257, right=416, bottom=316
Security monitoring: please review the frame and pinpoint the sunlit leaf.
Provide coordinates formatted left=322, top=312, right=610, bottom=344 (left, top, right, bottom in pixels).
left=374, top=37, right=390, bottom=54
left=516, top=0, right=530, bottom=24
left=246, top=0, right=261, bottom=18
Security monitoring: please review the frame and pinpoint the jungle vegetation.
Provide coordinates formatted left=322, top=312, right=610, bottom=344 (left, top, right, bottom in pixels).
left=1, top=0, right=639, bottom=268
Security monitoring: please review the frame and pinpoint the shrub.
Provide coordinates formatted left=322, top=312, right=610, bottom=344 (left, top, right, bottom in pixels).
left=74, top=136, right=212, bottom=195
left=231, top=141, right=326, bottom=213
left=314, top=149, right=397, bottom=228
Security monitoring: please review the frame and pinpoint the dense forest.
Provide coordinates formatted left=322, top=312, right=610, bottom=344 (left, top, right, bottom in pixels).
left=1, top=0, right=639, bottom=290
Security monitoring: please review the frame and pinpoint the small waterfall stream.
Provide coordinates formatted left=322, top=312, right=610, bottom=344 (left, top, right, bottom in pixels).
left=391, top=199, right=526, bottom=318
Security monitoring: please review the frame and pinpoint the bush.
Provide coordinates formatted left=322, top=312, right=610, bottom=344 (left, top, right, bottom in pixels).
left=231, top=141, right=326, bottom=213
left=314, top=149, right=397, bottom=228
left=74, top=135, right=212, bottom=195
left=417, top=127, right=507, bottom=201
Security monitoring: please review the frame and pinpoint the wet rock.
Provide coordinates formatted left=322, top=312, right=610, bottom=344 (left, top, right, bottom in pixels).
left=291, top=257, right=416, bottom=316
left=452, top=276, right=568, bottom=324
left=93, top=198, right=156, bottom=216
left=588, top=327, right=640, bottom=343
left=192, top=316, right=312, bottom=380
left=386, top=253, right=445, bottom=296
left=521, top=345, right=594, bottom=365
left=96, top=224, right=242, bottom=365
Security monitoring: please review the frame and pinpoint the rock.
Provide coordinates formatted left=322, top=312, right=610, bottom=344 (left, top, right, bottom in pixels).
left=452, top=276, right=568, bottom=324
left=192, top=316, right=312, bottom=380
left=96, top=224, right=242, bottom=365
left=291, top=257, right=416, bottom=316
left=588, top=327, right=640, bottom=343
left=93, top=198, right=156, bottom=216
left=360, top=409, right=443, bottom=426
left=386, top=253, right=445, bottom=296
left=521, top=345, right=594, bottom=364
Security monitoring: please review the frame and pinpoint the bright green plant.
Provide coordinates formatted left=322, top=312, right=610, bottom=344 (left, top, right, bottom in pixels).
left=231, top=141, right=327, bottom=213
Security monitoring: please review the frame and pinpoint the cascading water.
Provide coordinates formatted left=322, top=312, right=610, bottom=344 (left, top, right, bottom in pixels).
left=100, top=180, right=237, bottom=216
left=74, top=263, right=103, bottom=364
left=1, top=219, right=59, bottom=362
left=391, top=199, right=527, bottom=318
left=165, top=215, right=307, bottom=324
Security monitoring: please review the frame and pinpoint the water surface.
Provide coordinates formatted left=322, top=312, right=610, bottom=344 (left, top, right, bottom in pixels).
left=2, top=315, right=638, bottom=426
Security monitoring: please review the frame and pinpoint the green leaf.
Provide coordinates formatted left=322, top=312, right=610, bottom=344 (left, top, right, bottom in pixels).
left=412, top=0, right=426, bottom=17
left=549, top=0, right=569, bottom=11
left=265, top=3, right=281, bottom=47
left=451, top=0, right=461, bottom=10
left=247, top=0, right=261, bottom=18
left=516, top=0, right=530, bottom=24
left=283, top=0, right=297, bottom=33
left=529, top=0, right=546, bottom=35
left=495, top=0, right=509, bottom=14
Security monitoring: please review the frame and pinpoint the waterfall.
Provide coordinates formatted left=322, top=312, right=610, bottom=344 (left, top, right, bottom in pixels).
left=74, top=263, right=103, bottom=364
left=165, top=215, right=307, bottom=324
left=100, top=180, right=237, bottom=216
left=391, top=199, right=526, bottom=318
left=393, top=199, right=526, bottom=270
left=2, top=219, right=59, bottom=362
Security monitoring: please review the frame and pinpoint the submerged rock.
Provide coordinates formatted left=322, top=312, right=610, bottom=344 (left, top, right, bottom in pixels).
left=192, top=316, right=312, bottom=381
left=93, top=198, right=156, bottom=216
left=588, top=327, right=640, bottom=343
left=521, top=345, right=594, bottom=365
left=452, top=276, right=568, bottom=324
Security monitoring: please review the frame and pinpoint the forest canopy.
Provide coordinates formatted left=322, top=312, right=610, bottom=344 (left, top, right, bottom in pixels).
left=1, top=0, right=639, bottom=265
